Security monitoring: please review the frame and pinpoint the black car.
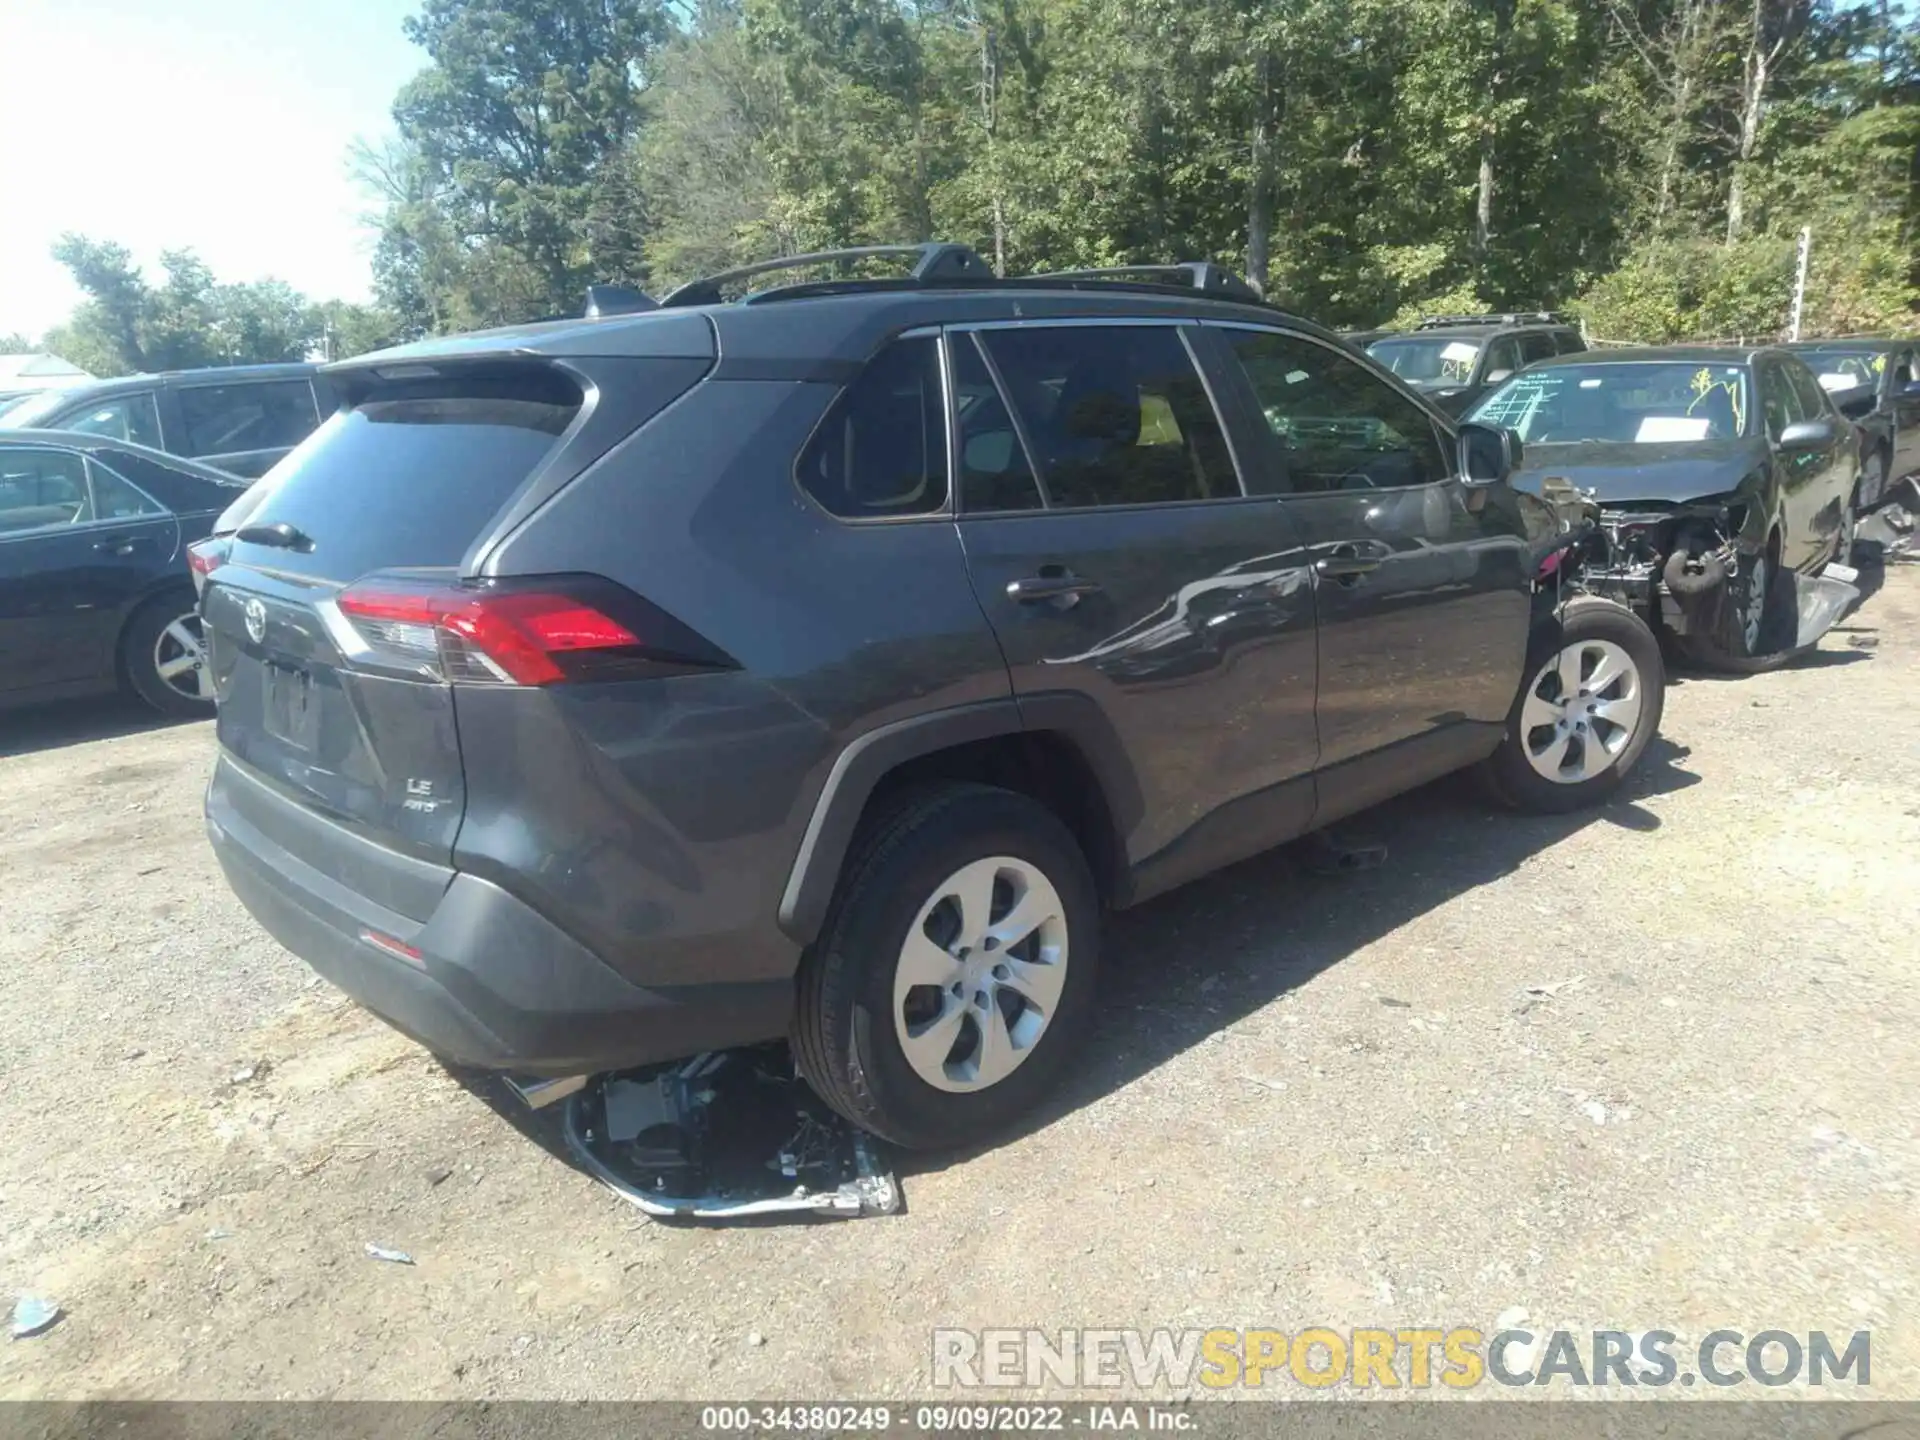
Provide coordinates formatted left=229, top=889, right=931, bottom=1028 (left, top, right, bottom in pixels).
left=0, top=431, right=245, bottom=714
left=1782, top=339, right=1920, bottom=511
left=0, top=364, right=337, bottom=479
left=1368, top=313, right=1587, bottom=415
left=1468, top=346, right=1858, bottom=673
left=200, top=245, right=1665, bottom=1152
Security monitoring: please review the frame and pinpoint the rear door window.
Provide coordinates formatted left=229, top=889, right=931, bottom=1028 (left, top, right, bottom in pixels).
left=56, top=392, right=163, bottom=449
left=953, top=334, right=1043, bottom=513
left=797, top=337, right=948, bottom=518
left=177, top=381, right=319, bottom=457
left=233, top=370, right=582, bottom=581
left=975, top=325, right=1238, bottom=509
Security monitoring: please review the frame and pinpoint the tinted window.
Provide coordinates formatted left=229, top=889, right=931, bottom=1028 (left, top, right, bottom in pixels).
left=1471, top=362, right=1751, bottom=443
left=1483, top=336, right=1523, bottom=380
left=797, top=338, right=946, bottom=518
left=1367, top=335, right=1481, bottom=389
left=87, top=461, right=168, bottom=520
left=1784, top=360, right=1831, bottom=420
left=238, top=371, right=582, bottom=580
left=1518, top=332, right=1557, bottom=365
left=56, top=392, right=162, bottom=449
left=177, top=380, right=319, bottom=457
left=954, top=334, right=1042, bottom=513
left=977, top=326, right=1235, bottom=509
left=1893, top=352, right=1916, bottom=387
left=0, top=448, right=90, bottom=533
left=1759, top=363, right=1806, bottom=439
left=1554, top=329, right=1588, bottom=355
left=1227, top=329, right=1448, bottom=493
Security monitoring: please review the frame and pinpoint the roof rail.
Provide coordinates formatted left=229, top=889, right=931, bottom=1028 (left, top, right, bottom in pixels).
left=1414, top=311, right=1571, bottom=330
left=659, top=243, right=993, bottom=308
left=1035, top=262, right=1265, bottom=304
left=585, top=284, right=657, bottom=318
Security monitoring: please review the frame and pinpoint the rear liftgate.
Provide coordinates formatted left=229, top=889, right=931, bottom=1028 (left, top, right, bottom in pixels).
left=512, top=1050, right=900, bottom=1221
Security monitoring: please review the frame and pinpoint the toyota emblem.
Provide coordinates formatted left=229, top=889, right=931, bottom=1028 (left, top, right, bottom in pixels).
left=243, top=597, right=267, bottom=645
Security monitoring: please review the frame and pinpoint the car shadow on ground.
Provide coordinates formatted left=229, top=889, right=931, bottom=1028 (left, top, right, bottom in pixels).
left=451, top=735, right=1702, bottom=1209
left=0, top=694, right=200, bottom=759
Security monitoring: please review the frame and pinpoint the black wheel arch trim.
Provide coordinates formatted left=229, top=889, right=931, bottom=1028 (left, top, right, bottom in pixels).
left=776, top=692, right=1143, bottom=945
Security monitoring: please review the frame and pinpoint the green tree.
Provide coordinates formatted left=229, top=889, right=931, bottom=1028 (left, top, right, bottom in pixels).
left=389, top=0, right=673, bottom=320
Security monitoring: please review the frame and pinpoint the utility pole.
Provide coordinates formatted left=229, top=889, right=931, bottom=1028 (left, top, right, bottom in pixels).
left=1788, top=225, right=1811, bottom=341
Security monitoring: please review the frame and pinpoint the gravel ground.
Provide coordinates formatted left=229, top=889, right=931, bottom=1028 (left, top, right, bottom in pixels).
left=1, top=563, right=1916, bottom=1403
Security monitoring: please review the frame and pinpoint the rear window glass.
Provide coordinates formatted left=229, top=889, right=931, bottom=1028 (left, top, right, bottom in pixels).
left=238, top=378, right=579, bottom=579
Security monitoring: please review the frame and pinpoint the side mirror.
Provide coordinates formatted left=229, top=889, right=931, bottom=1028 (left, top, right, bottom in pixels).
left=1484, top=369, right=1514, bottom=386
left=1777, top=418, right=1837, bottom=453
left=1458, top=421, right=1521, bottom=485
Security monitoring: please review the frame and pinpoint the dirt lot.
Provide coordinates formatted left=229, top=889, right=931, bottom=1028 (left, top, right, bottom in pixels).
left=2, top=564, right=1917, bottom=1402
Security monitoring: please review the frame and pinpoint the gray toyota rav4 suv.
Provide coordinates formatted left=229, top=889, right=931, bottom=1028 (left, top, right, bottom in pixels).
left=202, top=246, right=1664, bottom=1150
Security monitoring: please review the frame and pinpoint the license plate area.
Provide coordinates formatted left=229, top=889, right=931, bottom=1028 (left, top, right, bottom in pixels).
left=262, top=661, right=316, bottom=750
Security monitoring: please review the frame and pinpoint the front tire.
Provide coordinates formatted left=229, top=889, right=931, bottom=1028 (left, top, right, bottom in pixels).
left=1482, top=596, right=1664, bottom=814
left=1680, top=535, right=1795, bottom=674
left=793, top=784, right=1100, bottom=1151
left=121, top=594, right=215, bottom=717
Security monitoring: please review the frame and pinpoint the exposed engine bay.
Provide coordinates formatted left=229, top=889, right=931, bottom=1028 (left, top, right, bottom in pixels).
left=1565, top=495, right=1857, bottom=654
left=1582, top=501, right=1746, bottom=638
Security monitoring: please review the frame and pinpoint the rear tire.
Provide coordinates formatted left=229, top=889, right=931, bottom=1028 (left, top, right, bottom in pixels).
left=793, top=783, right=1100, bottom=1151
left=121, top=593, right=215, bottom=717
left=1482, top=596, right=1664, bottom=814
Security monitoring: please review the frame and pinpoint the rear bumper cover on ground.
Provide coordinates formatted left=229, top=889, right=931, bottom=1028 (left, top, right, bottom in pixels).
left=206, top=757, right=792, bottom=1075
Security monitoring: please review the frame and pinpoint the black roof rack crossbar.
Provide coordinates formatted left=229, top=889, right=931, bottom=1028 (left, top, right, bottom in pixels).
left=1414, top=311, right=1572, bottom=330
left=1035, top=262, right=1265, bottom=304
left=660, top=243, right=993, bottom=308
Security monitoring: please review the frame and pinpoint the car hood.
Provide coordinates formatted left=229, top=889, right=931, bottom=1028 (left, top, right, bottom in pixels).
left=1510, top=439, right=1765, bottom=507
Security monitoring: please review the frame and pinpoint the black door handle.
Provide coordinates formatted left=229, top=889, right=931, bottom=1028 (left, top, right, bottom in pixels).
left=1007, top=572, right=1102, bottom=605
left=1313, top=544, right=1383, bottom=582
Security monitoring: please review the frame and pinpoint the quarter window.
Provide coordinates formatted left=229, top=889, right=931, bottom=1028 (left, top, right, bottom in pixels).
left=975, top=326, right=1237, bottom=509
left=0, top=448, right=91, bottom=533
left=798, top=337, right=948, bottom=518
left=87, top=461, right=168, bottom=520
left=57, top=392, right=163, bottom=449
left=1226, top=329, right=1449, bottom=493
left=177, top=381, right=319, bottom=457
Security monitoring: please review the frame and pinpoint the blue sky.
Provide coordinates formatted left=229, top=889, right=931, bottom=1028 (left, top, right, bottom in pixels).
left=0, top=0, right=425, bottom=340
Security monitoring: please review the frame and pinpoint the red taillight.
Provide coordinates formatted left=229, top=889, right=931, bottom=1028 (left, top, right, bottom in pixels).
left=187, top=537, right=229, bottom=592
left=332, top=575, right=723, bottom=687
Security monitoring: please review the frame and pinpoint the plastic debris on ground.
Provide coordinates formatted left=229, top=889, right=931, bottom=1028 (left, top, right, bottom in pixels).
left=1788, top=565, right=1862, bottom=651
left=1857, top=502, right=1917, bottom=558
left=1296, top=827, right=1388, bottom=876
left=364, top=1243, right=415, bottom=1265
left=12, top=1294, right=62, bottom=1339
left=562, top=1046, right=900, bottom=1222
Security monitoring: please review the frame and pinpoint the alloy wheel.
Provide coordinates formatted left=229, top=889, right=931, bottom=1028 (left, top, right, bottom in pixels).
left=153, top=612, right=212, bottom=703
left=1519, top=638, right=1644, bottom=785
